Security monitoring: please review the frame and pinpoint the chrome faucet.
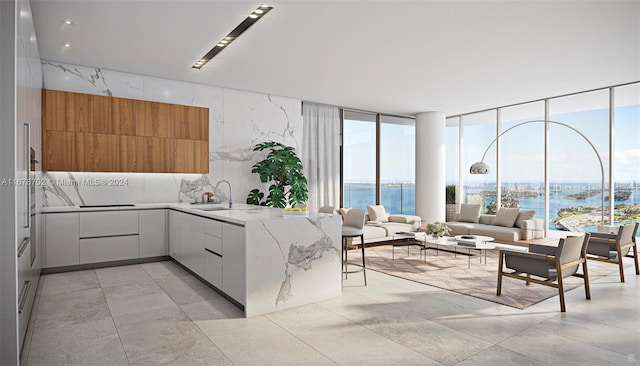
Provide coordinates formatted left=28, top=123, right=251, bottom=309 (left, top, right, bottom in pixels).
left=214, top=180, right=232, bottom=208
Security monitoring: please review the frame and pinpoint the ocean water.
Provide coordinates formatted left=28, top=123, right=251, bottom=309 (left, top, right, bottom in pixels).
left=344, top=182, right=640, bottom=231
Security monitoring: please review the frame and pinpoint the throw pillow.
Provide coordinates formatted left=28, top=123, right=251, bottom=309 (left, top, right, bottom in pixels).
left=367, top=205, right=389, bottom=222
left=338, top=208, right=351, bottom=220
left=458, top=204, right=481, bottom=223
left=514, top=209, right=536, bottom=228
left=494, top=207, right=520, bottom=227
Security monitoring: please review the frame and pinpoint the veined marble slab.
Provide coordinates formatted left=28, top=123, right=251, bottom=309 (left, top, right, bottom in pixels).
left=245, top=214, right=342, bottom=317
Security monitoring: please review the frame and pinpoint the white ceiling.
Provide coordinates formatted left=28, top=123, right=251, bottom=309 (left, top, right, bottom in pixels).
left=30, top=0, right=640, bottom=116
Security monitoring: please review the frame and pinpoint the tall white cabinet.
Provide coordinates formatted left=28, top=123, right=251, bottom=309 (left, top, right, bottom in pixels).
left=0, top=0, right=43, bottom=364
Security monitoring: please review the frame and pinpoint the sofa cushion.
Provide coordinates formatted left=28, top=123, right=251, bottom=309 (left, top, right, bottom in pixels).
left=367, top=205, right=389, bottom=222
left=377, top=222, right=417, bottom=236
left=388, top=214, right=421, bottom=225
left=447, top=222, right=475, bottom=236
left=458, top=204, right=481, bottom=223
left=514, top=209, right=536, bottom=228
left=471, top=225, right=520, bottom=242
left=494, top=208, right=520, bottom=227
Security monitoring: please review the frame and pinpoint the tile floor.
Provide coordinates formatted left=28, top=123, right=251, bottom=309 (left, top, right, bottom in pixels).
left=21, top=259, right=640, bottom=365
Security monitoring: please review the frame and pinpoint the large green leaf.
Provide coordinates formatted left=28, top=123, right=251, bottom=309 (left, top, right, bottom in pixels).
left=246, top=141, right=309, bottom=208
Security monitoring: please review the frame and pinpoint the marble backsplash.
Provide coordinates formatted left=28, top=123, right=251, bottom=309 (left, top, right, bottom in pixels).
left=41, top=61, right=302, bottom=207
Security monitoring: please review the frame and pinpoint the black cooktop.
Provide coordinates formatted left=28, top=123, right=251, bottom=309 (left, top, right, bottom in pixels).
left=79, top=204, right=136, bottom=208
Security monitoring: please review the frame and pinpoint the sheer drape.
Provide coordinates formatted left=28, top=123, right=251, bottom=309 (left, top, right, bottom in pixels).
left=302, top=102, right=340, bottom=212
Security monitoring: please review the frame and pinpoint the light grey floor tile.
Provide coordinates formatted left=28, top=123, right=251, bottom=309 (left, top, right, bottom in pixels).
left=103, top=280, right=177, bottom=317
left=286, top=316, right=428, bottom=364
left=27, top=318, right=127, bottom=366
left=154, top=272, right=219, bottom=305
left=365, top=319, right=493, bottom=366
left=196, top=317, right=337, bottom=365
left=41, top=270, right=100, bottom=296
left=95, top=264, right=154, bottom=288
left=35, top=287, right=111, bottom=329
left=499, top=327, right=631, bottom=365
left=454, top=345, right=549, bottom=366
left=140, top=260, right=191, bottom=280
left=114, top=305, right=230, bottom=365
left=180, top=296, right=244, bottom=321
left=535, top=313, right=640, bottom=357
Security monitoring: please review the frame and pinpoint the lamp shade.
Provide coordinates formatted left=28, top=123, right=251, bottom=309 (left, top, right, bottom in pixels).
left=470, top=161, right=489, bottom=174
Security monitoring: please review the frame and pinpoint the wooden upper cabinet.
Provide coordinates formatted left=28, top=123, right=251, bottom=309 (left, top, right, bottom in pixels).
left=112, top=97, right=136, bottom=135
left=42, top=89, right=209, bottom=173
left=136, top=101, right=173, bottom=138
left=174, top=105, right=209, bottom=140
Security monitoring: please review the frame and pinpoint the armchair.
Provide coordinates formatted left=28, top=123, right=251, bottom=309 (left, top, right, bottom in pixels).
left=497, top=234, right=591, bottom=312
left=586, top=222, right=639, bottom=283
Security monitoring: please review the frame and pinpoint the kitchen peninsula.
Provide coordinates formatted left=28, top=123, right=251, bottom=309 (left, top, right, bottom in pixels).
left=41, top=203, right=342, bottom=317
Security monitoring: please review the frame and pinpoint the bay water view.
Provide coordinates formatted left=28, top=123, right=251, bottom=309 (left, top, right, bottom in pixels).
left=344, top=181, right=640, bottom=234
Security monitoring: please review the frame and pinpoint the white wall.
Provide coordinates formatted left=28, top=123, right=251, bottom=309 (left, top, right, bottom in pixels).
left=41, top=61, right=302, bottom=207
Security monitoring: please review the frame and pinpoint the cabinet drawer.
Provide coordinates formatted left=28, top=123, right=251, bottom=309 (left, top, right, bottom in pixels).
left=45, top=213, right=80, bottom=268
left=79, top=211, right=138, bottom=237
left=79, top=235, right=139, bottom=264
left=204, top=250, right=222, bottom=289
left=204, top=219, right=222, bottom=238
left=204, top=233, right=222, bottom=255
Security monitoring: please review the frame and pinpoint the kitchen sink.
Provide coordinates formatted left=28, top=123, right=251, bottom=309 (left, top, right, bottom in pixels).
left=196, top=207, right=230, bottom=211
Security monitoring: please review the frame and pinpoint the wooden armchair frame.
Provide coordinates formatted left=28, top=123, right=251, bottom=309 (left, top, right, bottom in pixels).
left=587, top=222, right=639, bottom=283
left=497, top=234, right=591, bottom=312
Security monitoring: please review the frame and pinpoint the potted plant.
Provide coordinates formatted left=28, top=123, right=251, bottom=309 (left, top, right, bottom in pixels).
left=246, top=141, right=308, bottom=208
left=445, top=184, right=457, bottom=221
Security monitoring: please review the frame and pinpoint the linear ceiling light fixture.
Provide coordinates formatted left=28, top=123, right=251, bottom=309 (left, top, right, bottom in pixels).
left=192, top=4, right=273, bottom=69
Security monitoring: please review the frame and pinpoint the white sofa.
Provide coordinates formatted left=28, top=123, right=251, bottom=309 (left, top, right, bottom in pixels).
left=447, top=204, right=544, bottom=244
left=340, top=205, right=421, bottom=244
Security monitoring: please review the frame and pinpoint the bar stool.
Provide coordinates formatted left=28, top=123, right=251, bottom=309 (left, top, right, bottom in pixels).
left=342, top=209, right=366, bottom=285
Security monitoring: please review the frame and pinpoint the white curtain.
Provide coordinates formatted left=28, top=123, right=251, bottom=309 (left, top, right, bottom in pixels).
left=302, top=102, right=341, bottom=212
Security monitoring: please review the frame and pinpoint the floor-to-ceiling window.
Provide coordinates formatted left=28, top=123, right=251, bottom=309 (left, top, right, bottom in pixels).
left=380, top=115, right=415, bottom=214
left=499, top=102, right=545, bottom=219
left=462, top=110, right=497, bottom=214
left=342, top=110, right=416, bottom=213
left=549, top=90, right=610, bottom=231
left=614, top=84, right=640, bottom=233
left=449, top=82, right=639, bottom=237
left=342, top=110, right=377, bottom=210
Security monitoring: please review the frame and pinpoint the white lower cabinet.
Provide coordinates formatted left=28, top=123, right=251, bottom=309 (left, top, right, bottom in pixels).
left=139, top=210, right=168, bottom=257
left=169, top=210, right=189, bottom=263
left=168, top=210, right=246, bottom=306
left=222, top=223, right=246, bottom=305
left=188, top=215, right=205, bottom=277
left=79, top=235, right=139, bottom=264
left=44, top=213, right=79, bottom=268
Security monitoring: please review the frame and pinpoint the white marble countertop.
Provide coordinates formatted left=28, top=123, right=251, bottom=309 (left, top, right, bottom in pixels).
left=41, top=203, right=326, bottom=226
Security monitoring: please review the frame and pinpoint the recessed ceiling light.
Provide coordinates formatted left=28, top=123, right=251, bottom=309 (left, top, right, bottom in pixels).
left=192, top=5, right=273, bottom=69
left=64, top=43, right=71, bottom=48
left=64, top=20, right=73, bottom=25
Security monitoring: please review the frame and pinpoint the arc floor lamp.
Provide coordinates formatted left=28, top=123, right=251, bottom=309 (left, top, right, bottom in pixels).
left=469, top=119, right=605, bottom=226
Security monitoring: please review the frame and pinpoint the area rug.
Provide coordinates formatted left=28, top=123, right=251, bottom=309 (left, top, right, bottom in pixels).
left=346, top=243, right=631, bottom=309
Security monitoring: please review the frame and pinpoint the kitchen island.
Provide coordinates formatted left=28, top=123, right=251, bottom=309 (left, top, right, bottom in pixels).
left=41, top=203, right=342, bottom=317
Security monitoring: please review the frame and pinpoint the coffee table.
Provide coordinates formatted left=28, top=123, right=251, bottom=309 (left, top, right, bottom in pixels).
left=419, top=235, right=495, bottom=268
left=391, top=232, right=428, bottom=260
